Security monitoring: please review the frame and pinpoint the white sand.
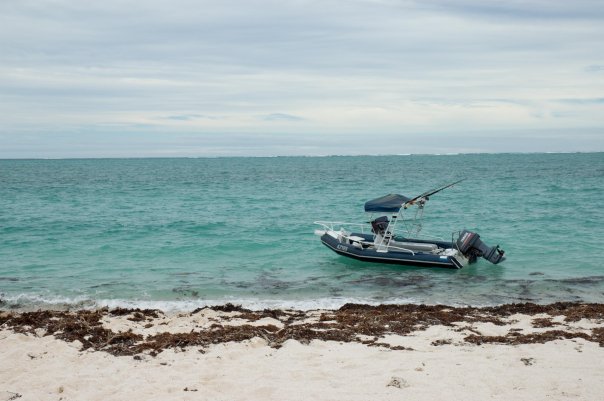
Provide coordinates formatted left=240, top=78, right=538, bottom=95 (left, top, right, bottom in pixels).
left=1, top=312, right=603, bottom=401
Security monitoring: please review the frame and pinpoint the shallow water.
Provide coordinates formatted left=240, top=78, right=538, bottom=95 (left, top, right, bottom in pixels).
left=1, top=153, right=603, bottom=310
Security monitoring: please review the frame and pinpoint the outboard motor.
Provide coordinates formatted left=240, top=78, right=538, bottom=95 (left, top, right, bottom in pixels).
left=456, top=230, right=505, bottom=264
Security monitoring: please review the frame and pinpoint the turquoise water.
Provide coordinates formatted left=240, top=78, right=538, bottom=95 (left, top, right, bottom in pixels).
left=1, top=153, right=603, bottom=310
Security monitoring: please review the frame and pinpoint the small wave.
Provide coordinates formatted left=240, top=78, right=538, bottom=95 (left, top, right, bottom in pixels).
left=1, top=293, right=96, bottom=310
left=1, top=293, right=419, bottom=312
left=91, top=296, right=423, bottom=311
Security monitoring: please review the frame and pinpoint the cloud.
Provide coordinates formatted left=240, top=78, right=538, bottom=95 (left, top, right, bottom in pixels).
left=422, top=0, right=604, bottom=20
left=0, top=0, right=603, bottom=156
left=160, top=114, right=223, bottom=121
left=585, top=65, right=604, bottom=72
left=262, top=113, right=305, bottom=121
left=164, top=115, right=201, bottom=121
left=556, top=98, right=604, bottom=105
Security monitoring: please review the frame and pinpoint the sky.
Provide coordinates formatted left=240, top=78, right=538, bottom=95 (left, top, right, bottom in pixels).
left=1, top=0, right=603, bottom=157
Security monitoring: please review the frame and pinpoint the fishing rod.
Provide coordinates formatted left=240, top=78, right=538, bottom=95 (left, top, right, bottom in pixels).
left=403, top=178, right=466, bottom=209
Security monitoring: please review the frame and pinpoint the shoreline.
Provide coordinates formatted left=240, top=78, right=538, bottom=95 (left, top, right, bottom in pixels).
left=2, top=302, right=604, bottom=355
left=2, top=302, right=603, bottom=400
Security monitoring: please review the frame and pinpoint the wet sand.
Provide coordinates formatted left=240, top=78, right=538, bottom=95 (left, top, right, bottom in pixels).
left=1, top=302, right=603, bottom=400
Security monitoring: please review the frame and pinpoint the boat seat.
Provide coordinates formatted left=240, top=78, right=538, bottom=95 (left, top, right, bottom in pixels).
left=393, top=241, right=439, bottom=252
left=348, top=235, right=365, bottom=242
left=348, top=235, right=366, bottom=248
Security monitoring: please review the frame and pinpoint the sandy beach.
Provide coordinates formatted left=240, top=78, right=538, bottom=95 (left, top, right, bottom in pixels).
left=2, top=303, right=603, bottom=401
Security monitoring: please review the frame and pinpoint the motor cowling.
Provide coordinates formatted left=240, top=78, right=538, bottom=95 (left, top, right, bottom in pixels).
left=456, top=230, right=505, bottom=264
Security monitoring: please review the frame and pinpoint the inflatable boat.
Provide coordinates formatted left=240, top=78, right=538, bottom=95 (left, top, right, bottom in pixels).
left=314, top=180, right=505, bottom=269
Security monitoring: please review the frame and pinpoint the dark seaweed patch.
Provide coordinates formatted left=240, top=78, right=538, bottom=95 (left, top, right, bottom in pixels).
left=548, top=276, right=604, bottom=285
left=1, top=302, right=603, bottom=356
left=109, top=307, right=161, bottom=319
left=532, top=317, right=555, bottom=328
left=465, top=330, right=592, bottom=346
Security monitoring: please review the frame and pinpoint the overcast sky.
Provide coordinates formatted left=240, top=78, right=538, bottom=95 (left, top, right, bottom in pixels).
left=1, top=0, right=603, bottom=157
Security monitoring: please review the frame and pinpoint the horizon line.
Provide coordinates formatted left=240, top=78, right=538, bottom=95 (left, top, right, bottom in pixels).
left=0, top=150, right=603, bottom=161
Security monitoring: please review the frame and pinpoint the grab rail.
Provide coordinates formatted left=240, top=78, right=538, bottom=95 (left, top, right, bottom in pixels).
left=314, top=221, right=370, bottom=233
left=314, top=220, right=444, bottom=241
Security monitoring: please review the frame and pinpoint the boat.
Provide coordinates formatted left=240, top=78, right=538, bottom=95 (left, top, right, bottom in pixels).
left=314, top=180, right=505, bottom=269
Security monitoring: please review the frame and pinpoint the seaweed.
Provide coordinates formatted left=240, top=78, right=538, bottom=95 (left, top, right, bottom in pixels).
left=109, top=308, right=161, bottom=319
left=464, top=330, right=592, bottom=346
left=531, top=317, right=555, bottom=328
left=2, top=302, right=603, bottom=357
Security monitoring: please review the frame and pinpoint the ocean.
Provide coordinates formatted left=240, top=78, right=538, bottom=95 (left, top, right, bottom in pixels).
left=1, top=153, right=603, bottom=310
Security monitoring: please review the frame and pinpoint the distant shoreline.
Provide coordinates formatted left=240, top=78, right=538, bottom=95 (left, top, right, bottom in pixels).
left=1, top=151, right=603, bottom=160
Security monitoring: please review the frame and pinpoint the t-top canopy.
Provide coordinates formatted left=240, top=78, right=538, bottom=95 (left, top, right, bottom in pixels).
left=364, top=193, right=411, bottom=213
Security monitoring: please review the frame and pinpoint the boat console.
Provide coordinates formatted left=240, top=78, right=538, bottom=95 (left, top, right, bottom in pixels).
left=370, top=216, right=390, bottom=236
